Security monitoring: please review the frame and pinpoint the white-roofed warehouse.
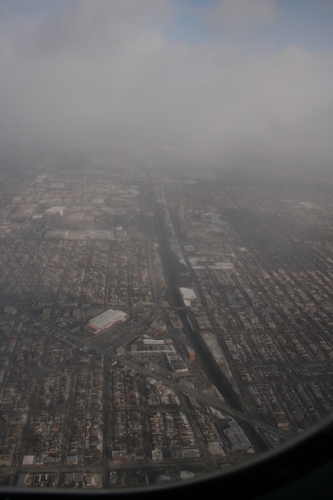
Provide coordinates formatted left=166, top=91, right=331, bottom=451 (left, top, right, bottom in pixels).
left=87, top=308, right=128, bottom=334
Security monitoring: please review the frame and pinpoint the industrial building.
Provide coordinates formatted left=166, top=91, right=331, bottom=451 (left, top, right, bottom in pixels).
left=150, top=320, right=167, bottom=333
left=87, top=308, right=128, bottom=334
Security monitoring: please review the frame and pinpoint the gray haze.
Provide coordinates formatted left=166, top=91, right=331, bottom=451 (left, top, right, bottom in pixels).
left=1, top=0, right=333, bottom=172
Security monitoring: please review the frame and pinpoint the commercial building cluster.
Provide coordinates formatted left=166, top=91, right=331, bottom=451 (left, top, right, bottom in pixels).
left=160, top=174, right=333, bottom=432
left=0, top=161, right=332, bottom=489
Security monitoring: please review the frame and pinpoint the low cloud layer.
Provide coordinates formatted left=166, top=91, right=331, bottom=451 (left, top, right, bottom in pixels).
left=1, top=0, right=333, bottom=172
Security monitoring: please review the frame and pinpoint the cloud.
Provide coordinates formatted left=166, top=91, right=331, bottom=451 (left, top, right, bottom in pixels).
left=0, top=0, right=332, bottom=172
left=203, top=0, right=278, bottom=30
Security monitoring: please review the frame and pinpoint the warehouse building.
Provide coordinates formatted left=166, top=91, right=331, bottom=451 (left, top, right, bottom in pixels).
left=87, top=308, right=128, bottom=334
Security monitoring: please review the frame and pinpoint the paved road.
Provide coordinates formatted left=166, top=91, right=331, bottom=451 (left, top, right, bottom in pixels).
left=0, top=298, right=289, bottom=442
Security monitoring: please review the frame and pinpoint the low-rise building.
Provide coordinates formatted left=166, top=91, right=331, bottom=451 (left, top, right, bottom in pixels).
left=87, top=308, right=128, bottom=334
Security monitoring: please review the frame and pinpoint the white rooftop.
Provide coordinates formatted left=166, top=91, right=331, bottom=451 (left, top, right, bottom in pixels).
left=88, top=308, right=127, bottom=331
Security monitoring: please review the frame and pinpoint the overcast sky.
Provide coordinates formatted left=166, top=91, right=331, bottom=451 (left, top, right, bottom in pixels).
left=1, top=0, right=333, bottom=172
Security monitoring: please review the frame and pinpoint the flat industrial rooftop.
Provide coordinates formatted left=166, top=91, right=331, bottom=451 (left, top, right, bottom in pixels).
left=88, top=308, right=128, bottom=332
